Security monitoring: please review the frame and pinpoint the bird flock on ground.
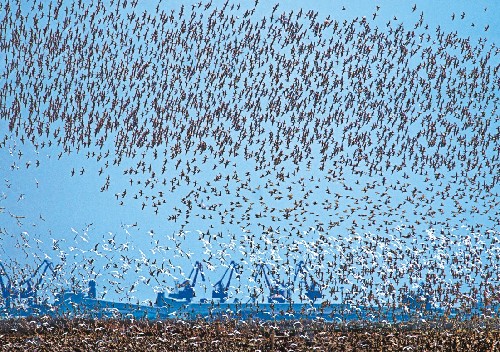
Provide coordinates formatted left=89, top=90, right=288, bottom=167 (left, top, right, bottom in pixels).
left=0, top=0, right=499, bottom=315
left=2, top=318, right=500, bottom=351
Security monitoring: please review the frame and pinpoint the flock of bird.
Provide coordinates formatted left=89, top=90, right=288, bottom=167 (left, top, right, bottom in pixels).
left=0, top=0, right=499, bottom=316
left=2, top=318, right=500, bottom=351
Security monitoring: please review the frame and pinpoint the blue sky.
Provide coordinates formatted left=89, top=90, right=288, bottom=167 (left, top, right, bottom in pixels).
left=0, top=0, right=499, bottom=308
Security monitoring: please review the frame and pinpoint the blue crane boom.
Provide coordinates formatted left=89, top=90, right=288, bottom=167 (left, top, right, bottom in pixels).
left=293, top=261, right=322, bottom=302
left=212, top=261, right=239, bottom=302
left=168, top=261, right=205, bottom=302
left=402, top=283, right=432, bottom=311
left=252, top=263, right=288, bottom=303
left=20, top=260, right=56, bottom=300
left=190, top=261, right=205, bottom=287
left=0, top=262, right=15, bottom=308
left=0, top=260, right=56, bottom=308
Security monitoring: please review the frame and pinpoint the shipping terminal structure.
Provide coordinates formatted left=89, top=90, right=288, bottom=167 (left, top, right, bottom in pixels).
left=0, top=260, right=486, bottom=323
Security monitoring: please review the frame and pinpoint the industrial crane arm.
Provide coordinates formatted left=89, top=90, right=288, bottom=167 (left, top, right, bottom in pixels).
left=19, top=260, right=56, bottom=298
left=225, top=265, right=236, bottom=291
left=0, top=262, right=12, bottom=298
left=252, top=263, right=272, bottom=290
left=191, top=261, right=205, bottom=286
left=293, top=261, right=305, bottom=282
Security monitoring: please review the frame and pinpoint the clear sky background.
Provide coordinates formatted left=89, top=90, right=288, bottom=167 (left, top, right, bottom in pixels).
left=0, top=0, right=499, bottom=307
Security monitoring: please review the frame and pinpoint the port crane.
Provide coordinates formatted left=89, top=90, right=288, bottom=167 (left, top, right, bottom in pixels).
left=293, top=261, right=322, bottom=303
left=402, top=284, right=432, bottom=311
left=0, top=260, right=56, bottom=308
left=212, top=261, right=240, bottom=303
left=0, top=261, right=14, bottom=308
left=252, top=263, right=289, bottom=303
left=168, top=261, right=205, bottom=302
